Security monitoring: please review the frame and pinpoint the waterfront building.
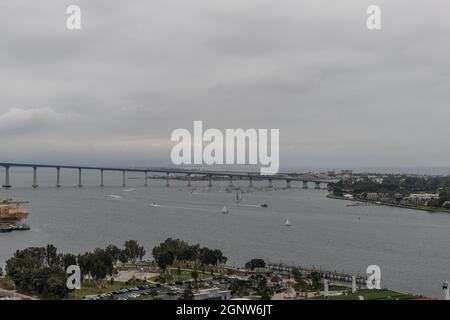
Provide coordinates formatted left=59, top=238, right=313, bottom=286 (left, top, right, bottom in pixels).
left=193, top=288, right=231, bottom=300
left=401, top=193, right=440, bottom=206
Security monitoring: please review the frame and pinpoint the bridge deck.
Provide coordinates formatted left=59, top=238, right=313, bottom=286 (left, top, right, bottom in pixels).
left=0, top=162, right=335, bottom=182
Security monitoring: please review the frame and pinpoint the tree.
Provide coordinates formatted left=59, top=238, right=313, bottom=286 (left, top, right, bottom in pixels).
left=153, top=238, right=189, bottom=265
left=245, top=259, right=266, bottom=270
left=310, top=271, right=321, bottom=289
left=154, top=250, right=174, bottom=273
left=45, top=244, right=59, bottom=267
left=105, top=244, right=122, bottom=264
left=180, top=285, right=194, bottom=300
left=5, top=245, right=69, bottom=298
left=123, top=240, right=146, bottom=264
left=249, top=274, right=273, bottom=299
left=439, top=188, right=450, bottom=206
left=43, top=267, right=69, bottom=299
left=229, top=279, right=250, bottom=297
left=77, top=252, right=94, bottom=282
left=191, top=270, right=199, bottom=287
left=61, top=253, right=77, bottom=270
left=90, top=249, right=114, bottom=286
left=149, top=289, right=158, bottom=298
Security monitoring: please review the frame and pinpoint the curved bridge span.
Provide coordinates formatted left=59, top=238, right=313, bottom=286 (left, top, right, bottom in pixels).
left=0, top=162, right=335, bottom=189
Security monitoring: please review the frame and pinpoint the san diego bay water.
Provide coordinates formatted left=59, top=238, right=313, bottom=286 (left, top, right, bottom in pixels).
left=1, top=169, right=450, bottom=298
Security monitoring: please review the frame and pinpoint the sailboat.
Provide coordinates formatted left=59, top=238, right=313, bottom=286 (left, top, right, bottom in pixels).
left=285, top=219, right=291, bottom=226
left=222, top=206, right=229, bottom=214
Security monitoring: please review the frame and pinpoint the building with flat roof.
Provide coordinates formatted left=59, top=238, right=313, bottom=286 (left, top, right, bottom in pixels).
left=193, top=287, right=231, bottom=300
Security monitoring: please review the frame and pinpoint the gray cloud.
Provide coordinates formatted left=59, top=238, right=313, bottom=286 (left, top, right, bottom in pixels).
left=1, top=0, right=450, bottom=169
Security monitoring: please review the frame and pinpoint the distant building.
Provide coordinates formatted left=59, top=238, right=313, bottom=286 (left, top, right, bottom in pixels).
left=409, top=193, right=440, bottom=199
left=340, top=170, right=353, bottom=176
left=365, top=193, right=390, bottom=201
left=193, top=288, right=232, bottom=300
left=401, top=193, right=440, bottom=206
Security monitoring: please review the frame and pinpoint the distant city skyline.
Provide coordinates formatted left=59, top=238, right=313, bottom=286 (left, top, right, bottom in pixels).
left=1, top=0, right=450, bottom=169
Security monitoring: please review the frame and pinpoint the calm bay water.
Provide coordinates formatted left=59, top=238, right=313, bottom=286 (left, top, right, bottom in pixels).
left=1, top=169, right=450, bottom=298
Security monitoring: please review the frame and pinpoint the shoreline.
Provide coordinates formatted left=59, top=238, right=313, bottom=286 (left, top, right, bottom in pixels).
left=327, top=194, right=450, bottom=214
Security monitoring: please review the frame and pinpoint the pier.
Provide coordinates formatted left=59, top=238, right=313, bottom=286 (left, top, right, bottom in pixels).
left=267, top=262, right=367, bottom=285
left=0, top=162, right=335, bottom=189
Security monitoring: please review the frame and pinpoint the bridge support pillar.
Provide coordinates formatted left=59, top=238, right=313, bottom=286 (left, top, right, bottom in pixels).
left=208, top=175, right=212, bottom=187
left=77, top=168, right=82, bottom=187
left=286, top=180, right=291, bottom=188
left=166, top=172, right=170, bottom=187
left=248, top=177, right=253, bottom=188
left=144, top=171, right=148, bottom=187
left=3, top=166, right=11, bottom=188
left=56, top=167, right=61, bottom=188
left=100, top=170, right=104, bottom=187
left=315, top=182, right=320, bottom=189
left=187, top=174, right=191, bottom=187
left=122, top=170, right=126, bottom=187
left=32, top=167, right=38, bottom=188
left=302, top=181, right=308, bottom=189
left=268, top=178, right=273, bottom=188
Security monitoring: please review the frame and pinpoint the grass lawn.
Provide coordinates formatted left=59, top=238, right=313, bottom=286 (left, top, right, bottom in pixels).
left=321, top=289, right=417, bottom=300
left=150, top=269, right=211, bottom=283
left=68, top=281, right=131, bottom=300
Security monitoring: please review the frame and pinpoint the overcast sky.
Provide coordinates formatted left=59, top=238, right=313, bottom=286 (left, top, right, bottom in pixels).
left=1, top=0, right=449, bottom=170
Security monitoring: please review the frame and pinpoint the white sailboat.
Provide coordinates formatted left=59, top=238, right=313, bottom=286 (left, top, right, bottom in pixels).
left=222, top=206, right=229, bottom=214
left=285, top=219, right=291, bottom=226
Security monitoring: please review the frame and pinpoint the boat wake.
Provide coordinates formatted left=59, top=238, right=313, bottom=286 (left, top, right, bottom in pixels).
left=150, top=202, right=162, bottom=207
left=238, top=204, right=262, bottom=208
left=107, top=194, right=123, bottom=200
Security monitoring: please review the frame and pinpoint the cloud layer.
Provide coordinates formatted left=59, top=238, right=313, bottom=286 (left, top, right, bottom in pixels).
left=1, top=0, right=450, bottom=169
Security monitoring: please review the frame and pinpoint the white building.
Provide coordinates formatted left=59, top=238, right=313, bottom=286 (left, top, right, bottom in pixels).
left=193, top=287, right=232, bottom=300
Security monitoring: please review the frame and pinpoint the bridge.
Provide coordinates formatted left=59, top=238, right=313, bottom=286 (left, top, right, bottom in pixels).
left=0, top=162, right=335, bottom=189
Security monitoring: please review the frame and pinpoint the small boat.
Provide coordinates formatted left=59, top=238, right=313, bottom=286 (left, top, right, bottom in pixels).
left=222, top=206, right=229, bottom=214
left=150, top=202, right=161, bottom=207
left=12, top=223, right=30, bottom=231
left=0, top=224, right=13, bottom=233
left=285, top=219, right=291, bottom=226
left=260, top=203, right=268, bottom=208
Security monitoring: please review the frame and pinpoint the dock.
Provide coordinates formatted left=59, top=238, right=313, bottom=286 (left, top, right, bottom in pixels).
left=267, top=262, right=367, bottom=285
